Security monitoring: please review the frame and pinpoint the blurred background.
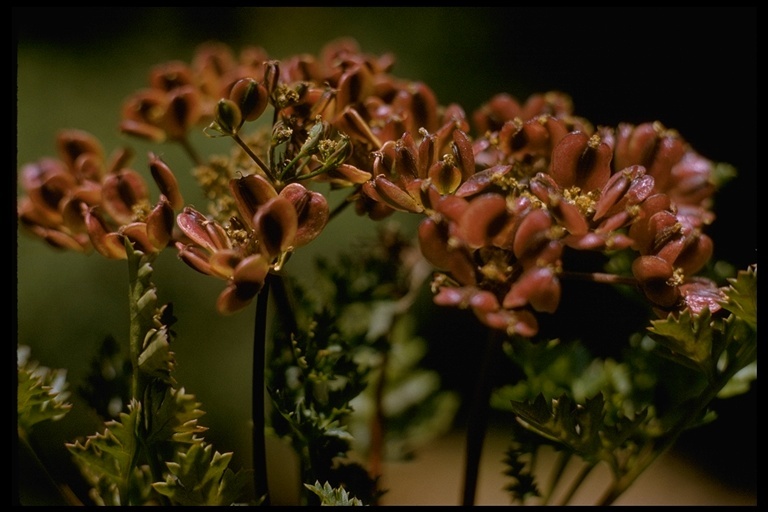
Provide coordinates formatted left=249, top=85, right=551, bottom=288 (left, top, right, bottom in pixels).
left=15, top=7, right=756, bottom=505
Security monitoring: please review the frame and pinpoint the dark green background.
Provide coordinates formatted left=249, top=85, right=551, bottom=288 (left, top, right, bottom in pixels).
left=15, top=7, right=756, bottom=505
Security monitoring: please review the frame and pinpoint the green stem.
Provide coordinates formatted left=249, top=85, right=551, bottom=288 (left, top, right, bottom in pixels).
left=461, top=329, right=504, bottom=506
left=252, top=275, right=272, bottom=505
left=233, top=133, right=273, bottom=181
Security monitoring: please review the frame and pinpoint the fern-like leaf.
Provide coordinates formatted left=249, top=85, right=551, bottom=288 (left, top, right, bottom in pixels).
left=304, top=480, right=365, bottom=506
left=647, top=309, right=715, bottom=377
left=17, top=345, right=72, bottom=436
left=144, top=384, right=208, bottom=446
left=126, top=242, right=177, bottom=386
left=720, top=264, right=757, bottom=329
left=66, top=400, right=142, bottom=505
left=152, top=442, right=249, bottom=506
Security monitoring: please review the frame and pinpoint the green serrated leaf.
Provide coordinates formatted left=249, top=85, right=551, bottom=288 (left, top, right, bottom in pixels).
left=720, top=264, right=757, bottom=329
left=647, top=309, right=714, bottom=375
left=17, top=345, right=72, bottom=436
left=304, top=480, right=365, bottom=506
left=67, top=400, right=142, bottom=505
left=145, top=385, right=207, bottom=446
left=138, top=326, right=175, bottom=383
left=152, top=442, right=248, bottom=506
left=509, top=393, right=641, bottom=467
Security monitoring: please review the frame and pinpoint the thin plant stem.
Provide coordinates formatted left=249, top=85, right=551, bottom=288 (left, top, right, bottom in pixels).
left=556, top=461, right=596, bottom=506
left=252, top=275, right=272, bottom=505
left=461, top=329, right=504, bottom=506
left=233, top=133, right=273, bottom=180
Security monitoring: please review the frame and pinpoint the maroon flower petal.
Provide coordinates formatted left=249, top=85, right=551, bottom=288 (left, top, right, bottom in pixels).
left=85, top=208, right=127, bottom=259
left=229, top=174, right=279, bottom=229
left=458, top=193, right=509, bottom=249
left=279, top=183, right=329, bottom=247
left=253, top=196, right=298, bottom=259
left=503, top=266, right=561, bottom=313
left=149, top=153, right=184, bottom=211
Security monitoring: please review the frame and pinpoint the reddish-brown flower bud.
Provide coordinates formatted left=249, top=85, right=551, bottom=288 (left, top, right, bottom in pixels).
left=455, top=165, right=513, bottom=198
left=71, top=152, right=105, bottom=183
left=101, top=169, right=150, bottom=226
left=418, top=218, right=476, bottom=285
left=473, top=93, right=523, bottom=133
left=177, top=207, right=231, bottom=253
left=336, top=63, right=375, bottom=108
left=228, top=77, right=269, bottom=123
left=336, top=107, right=382, bottom=148
left=513, top=208, right=553, bottom=261
left=417, top=132, right=437, bottom=178
left=593, top=165, right=647, bottom=221
left=149, top=153, right=184, bottom=211
left=364, top=175, right=424, bottom=213
left=428, top=160, right=463, bottom=195
left=145, top=197, right=175, bottom=251
left=397, top=81, right=439, bottom=134
left=452, top=129, right=475, bottom=181
left=324, top=163, right=372, bottom=186
left=208, top=249, right=243, bottom=279
left=551, top=131, right=612, bottom=192
left=230, top=174, right=278, bottom=228
left=216, top=254, right=269, bottom=315
left=176, top=242, right=213, bottom=275
left=632, top=255, right=680, bottom=308
left=85, top=208, right=127, bottom=259
left=503, top=266, right=561, bottom=313
left=163, top=86, right=202, bottom=140
left=675, top=232, right=714, bottom=276
left=56, top=129, right=105, bottom=171
left=253, top=196, right=298, bottom=260
left=149, top=60, right=194, bottom=91
left=279, top=183, right=329, bottom=247
left=457, top=193, right=509, bottom=249
left=119, top=119, right=168, bottom=143
left=120, top=89, right=169, bottom=142
left=25, top=171, right=75, bottom=226
left=614, top=122, right=686, bottom=194
left=121, top=222, right=156, bottom=254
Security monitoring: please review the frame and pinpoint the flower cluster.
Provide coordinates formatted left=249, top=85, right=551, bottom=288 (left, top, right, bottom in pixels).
left=18, top=38, right=729, bottom=331
left=342, top=79, right=728, bottom=336
left=17, top=129, right=182, bottom=259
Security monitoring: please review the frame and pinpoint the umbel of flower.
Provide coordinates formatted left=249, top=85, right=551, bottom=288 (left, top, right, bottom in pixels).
left=357, top=90, right=728, bottom=336
left=17, top=130, right=182, bottom=259
left=175, top=173, right=329, bottom=314
left=119, top=42, right=272, bottom=143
